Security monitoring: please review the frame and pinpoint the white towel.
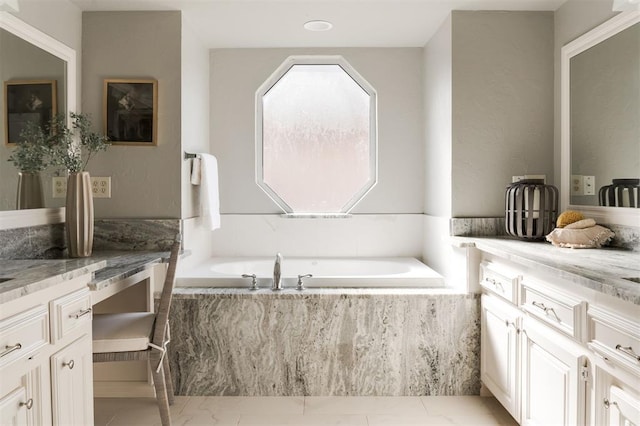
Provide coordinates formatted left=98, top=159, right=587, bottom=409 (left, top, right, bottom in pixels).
left=190, top=158, right=202, bottom=185
left=199, top=153, right=221, bottom=230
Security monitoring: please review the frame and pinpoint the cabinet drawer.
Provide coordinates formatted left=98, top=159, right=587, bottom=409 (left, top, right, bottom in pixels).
left=588, top=305, right=640, bottom=375
left=50, top=288, right=92, bottom=342
left=480, top=261, right=519, bottom=304
left=520, top=278, right=586, bottom=341
left=0, top=306, right=49, bottom=369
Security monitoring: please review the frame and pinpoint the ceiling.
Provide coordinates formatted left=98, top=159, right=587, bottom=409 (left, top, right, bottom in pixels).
left=69, top=0, right=568, bottom=48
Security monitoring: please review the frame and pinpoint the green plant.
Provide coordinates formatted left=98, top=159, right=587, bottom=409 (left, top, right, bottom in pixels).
left=50, top=112, right=110, bottom=173
left=7, top=119, right=56, bottom=173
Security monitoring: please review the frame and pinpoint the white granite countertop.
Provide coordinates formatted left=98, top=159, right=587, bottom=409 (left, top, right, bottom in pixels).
left=454, top=236, right=640, bottom=305
left=0, top=251, right=169, bottom=305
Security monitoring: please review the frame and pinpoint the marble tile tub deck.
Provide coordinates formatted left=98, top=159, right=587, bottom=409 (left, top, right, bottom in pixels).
left=95, top=395, right=519, bottom=425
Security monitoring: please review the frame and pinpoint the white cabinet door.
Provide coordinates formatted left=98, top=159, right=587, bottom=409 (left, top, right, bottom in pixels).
left=521, top=316, right=588, bottom=426
left=607, top=385, right=640, bottom=426
left=0, top=387, right=28, bottom=426
left=50, top=334, right=94, bottom=426
left=481, top=294, right=521, bottom=422
left=0, top=364, right=49, bottom=426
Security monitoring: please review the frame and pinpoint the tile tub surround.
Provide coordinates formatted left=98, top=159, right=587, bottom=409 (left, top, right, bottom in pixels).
left=169, top=289, right=480, bottom=396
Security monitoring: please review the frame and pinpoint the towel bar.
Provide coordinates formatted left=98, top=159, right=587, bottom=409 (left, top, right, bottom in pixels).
left=184, top=152, right=198, bottom=160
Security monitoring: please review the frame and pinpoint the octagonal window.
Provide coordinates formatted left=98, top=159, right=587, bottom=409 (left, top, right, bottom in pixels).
left=256, top=56, right=377, bottom=215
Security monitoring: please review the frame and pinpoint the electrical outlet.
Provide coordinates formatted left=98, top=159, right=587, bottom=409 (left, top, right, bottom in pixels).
left=583, top=176, right=595, bottom=196
left=571, top=175, right=584, bottom=195
left=52, top=177, right=67, bottom=198
left=91, top=177, right=111, bottom=198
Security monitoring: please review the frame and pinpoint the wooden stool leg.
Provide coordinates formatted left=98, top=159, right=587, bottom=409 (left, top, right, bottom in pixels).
left=163, top=354, right=175, bottom=405
left=151, top=357, right=172, bottom=426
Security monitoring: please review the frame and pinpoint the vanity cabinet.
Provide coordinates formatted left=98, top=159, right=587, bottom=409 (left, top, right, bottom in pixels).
left=478, top=251, right=640, bottom=426
left=0, top=277, right=94, bottom=425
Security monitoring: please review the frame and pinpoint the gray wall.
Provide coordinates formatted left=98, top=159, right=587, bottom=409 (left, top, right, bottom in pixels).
left=451, top=11, right=554, bottom=217
left=210, top=48, right=424, bottom=214
left=423, top=15, right=452, bottom=218
left=82, top=11, right=182, bottom=219
left=180, top=21, right=210, bottom=219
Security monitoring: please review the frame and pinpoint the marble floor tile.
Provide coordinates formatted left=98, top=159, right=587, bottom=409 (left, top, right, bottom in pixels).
left=420, top=395, right=498, bottom=416
left=182, top=396, right=305, bottom=415
left=238, top=413, right=368, bottom=425
left=304, top=396, right=426, bottom=416
left=94, top=395, right=516, bottom=426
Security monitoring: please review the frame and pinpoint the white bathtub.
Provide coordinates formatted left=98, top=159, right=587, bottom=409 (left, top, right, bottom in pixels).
left=177, top=257, right=444, bottom=288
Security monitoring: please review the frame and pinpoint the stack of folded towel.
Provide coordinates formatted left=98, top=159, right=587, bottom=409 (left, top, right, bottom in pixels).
left=546, top=211, right=615, bottom=249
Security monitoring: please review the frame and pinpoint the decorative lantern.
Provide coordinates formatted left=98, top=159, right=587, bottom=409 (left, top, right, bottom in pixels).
left=505, top=179, right=559, bottom=240
left=599, top=178, right=639, bottom=208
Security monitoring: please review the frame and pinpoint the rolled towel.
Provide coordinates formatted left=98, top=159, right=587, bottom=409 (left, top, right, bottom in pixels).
left=564, top=218, right=596, bottom=229
left=546, top=224, right=614, bottom=249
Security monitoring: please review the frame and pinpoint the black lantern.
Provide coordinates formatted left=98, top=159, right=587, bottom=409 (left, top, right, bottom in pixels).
left=599, top=178, right=639, bottom=208
left=505, top=179, right=559, bottom=240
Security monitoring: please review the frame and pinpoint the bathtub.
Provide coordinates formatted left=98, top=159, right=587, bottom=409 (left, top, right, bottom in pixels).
left=177, top=257, right=444, bottom=288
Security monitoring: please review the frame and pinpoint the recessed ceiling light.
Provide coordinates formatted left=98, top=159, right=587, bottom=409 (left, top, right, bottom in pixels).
left=304, top=20, right=333, bottom=32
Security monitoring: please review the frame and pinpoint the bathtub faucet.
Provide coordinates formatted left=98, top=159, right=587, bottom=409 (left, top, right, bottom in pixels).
left=272, top=253, right=283, bottom=290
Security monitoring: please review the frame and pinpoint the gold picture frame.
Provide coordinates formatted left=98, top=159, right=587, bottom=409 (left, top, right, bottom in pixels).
left=103, top=78, right=157, bottom=145
left=4, top=79, right=57, bottom=145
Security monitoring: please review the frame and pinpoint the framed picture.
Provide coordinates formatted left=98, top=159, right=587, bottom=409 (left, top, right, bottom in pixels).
left=4, top=80, right=57, bottom=145
left=103, top=79, right=157, bottom=145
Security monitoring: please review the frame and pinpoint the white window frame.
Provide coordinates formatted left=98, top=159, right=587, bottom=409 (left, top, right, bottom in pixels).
left=255, top=55, right=378, bottom=216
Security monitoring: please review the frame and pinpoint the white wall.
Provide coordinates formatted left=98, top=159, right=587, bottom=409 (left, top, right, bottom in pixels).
left=82, top=11, right=183, bottom=219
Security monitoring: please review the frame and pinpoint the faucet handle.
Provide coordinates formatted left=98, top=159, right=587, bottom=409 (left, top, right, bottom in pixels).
left=242, top=274, right=258, bottom=290
left=297, top=274, right=313, bottom=291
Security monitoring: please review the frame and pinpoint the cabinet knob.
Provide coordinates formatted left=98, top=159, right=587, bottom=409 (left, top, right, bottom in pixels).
left=63, top=359, right=75, bottom=370
left=603, top=398, right=618, bottom=409
left=20, top=399, right=34, bottom=410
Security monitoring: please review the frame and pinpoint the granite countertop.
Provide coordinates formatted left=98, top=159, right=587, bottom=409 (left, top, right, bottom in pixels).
left=453, top=236, right=640, bottom=305
left=0, top=251, right=169, bottom=305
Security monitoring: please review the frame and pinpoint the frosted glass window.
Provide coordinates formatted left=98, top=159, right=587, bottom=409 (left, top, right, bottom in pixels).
left=256, top=56, right=377, bottom=215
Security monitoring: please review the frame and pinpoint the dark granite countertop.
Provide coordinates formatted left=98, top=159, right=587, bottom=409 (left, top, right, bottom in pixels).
left=0, top=251, right=169, bottom=304
left=453, top=236, right=640, bottom=305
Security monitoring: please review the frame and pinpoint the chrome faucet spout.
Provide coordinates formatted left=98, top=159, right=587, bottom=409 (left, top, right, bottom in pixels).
left=273, top=253, right=283, bottom=290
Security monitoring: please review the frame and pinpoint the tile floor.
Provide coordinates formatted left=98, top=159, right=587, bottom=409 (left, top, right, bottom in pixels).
left=94, top=395, right=519, bottom=426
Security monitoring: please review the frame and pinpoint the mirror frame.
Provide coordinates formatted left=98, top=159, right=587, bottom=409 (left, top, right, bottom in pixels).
left=0, top=11, right=76, bottom=230
left=561, top=10, right=640, bottom=227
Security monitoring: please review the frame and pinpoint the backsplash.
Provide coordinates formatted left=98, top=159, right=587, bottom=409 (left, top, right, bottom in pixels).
left=450, top=217, right=639, bottom=251
left=0, top=219, right=181, bottom=259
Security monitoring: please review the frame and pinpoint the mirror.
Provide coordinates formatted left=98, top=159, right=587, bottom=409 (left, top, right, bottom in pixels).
left=561, top=11, right=640, bottom=227
left=0, top=12, right=76, bottom=229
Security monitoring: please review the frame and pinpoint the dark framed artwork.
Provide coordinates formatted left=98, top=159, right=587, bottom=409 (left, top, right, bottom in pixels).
left=4, top=80, right=57, bottom=145
left=103, top=79, right=157, bottom=145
